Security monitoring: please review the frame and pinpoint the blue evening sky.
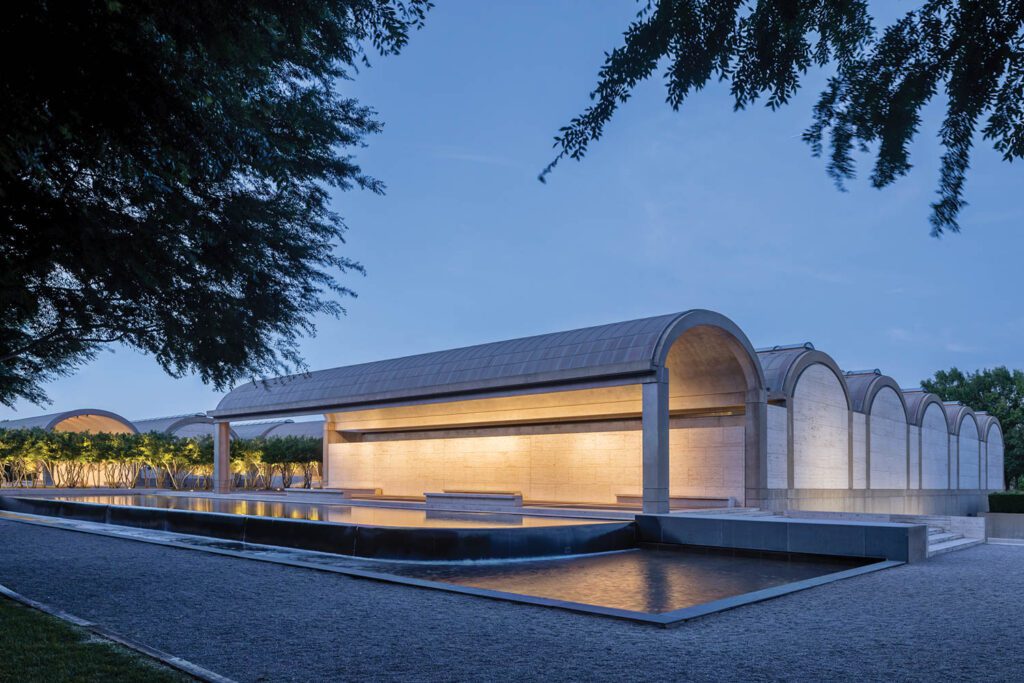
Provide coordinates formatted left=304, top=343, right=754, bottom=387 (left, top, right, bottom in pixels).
left=4, top=1, right=1022, bottom=421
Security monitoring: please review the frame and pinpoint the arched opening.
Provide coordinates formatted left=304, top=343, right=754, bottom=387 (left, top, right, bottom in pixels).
left=643, top=315, right=766, bottom=513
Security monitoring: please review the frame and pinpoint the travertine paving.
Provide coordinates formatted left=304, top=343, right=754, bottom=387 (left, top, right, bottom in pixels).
left=1, top=519, right=1021, bottom=682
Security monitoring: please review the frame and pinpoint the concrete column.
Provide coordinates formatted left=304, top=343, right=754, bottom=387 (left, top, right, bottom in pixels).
left=213, top=421, right=231, bottom=494
left=744, top=388, right=768, bottom=508
left=641, top=371, right=669, bottom=515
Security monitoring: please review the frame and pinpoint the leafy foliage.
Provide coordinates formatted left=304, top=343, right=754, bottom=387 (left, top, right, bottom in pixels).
left=544, top=0, right=1024, bottom=235
left=989, top=491, right=1024, bottom=512
left=0, top=428, right=322, bottom=489
left=922, top=366, right=1024, bottom=488
left=0, top=0, right=430, bottom=407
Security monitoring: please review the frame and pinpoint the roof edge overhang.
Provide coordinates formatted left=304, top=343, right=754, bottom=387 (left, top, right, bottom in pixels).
left=209, top=363, right=657, bottom=422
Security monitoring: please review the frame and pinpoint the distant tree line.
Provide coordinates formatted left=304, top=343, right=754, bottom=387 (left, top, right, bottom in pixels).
left=0, top=429, right=322, bottom=490
left=923, top=366, right=1023, bottom=489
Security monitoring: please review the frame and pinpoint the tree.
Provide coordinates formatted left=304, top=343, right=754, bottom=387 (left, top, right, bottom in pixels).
left=922, top=366, right=1024, bottom=488
left=0, top=0, right=429, bottom=407
left=543, top=1, right=1024, bottom=236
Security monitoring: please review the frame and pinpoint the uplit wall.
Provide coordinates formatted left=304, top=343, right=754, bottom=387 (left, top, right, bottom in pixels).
left=958, top=417, right=981, bottom=489
left=766, top=404, right=788, bottom=488
left=986, top=425, right=1005, bottom=489
left=792, top=364, right=849, bottom=489
left=920, top=404, right=950, bottom=489
left=868, top=387, right=908, bottom=489
left=327, top=417, right=745, bottom=504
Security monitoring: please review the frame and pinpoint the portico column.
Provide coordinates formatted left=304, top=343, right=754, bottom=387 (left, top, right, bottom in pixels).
left=744, top=388, right=768, bottom=508
left=642, top=369, right=670, bottom=515
left=213, top=420, right=231, bottom=493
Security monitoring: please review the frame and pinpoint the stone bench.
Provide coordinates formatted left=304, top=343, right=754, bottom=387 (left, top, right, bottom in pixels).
left=425, top=491, right=523, bottom=512
left=616, top=494, right=736, bottom=509
left=332, top=487, right=383, bottom=498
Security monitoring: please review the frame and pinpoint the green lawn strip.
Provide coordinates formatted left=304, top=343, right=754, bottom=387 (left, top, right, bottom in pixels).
left=0, top=595, right=190, bottom=682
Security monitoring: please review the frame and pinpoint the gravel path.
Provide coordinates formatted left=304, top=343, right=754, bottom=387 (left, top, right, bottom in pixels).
left=1, top=519, right=1021, bottom=682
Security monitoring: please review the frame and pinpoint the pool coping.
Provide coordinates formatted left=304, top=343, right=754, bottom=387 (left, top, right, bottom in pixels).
left=0, top=510, right=901, bottom=627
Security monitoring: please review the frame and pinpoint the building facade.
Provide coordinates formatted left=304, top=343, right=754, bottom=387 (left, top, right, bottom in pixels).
left=209, top=310, right=1005, bottom=516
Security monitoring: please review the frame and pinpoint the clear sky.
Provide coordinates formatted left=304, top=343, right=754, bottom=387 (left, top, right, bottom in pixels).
left=4, top=1, right=1022, bottom=422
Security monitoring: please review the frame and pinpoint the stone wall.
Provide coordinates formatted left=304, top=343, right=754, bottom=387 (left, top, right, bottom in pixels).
left=986, top=427, right=1005, bottom=489
left=326, top=417, right=744, bottom=504
left=958, top=417, right=981, bottom=489
left=852, top=412, right=867, bottom=488
left=908, top=425, right=921, bottom=490
left=869, top=387, right=907, bottom=489
left=766, top=404, right=788, bottom=489
left=920, top=404, right=950, bottom=489
left=792, top=364, right=849, bottom=489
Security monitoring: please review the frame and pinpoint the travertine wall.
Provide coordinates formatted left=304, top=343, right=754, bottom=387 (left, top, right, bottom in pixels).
left=792, top=364, right=849, bottom=489
left=326, top=418, right=744, bottom=504
left=986, top=426, right=1005, bottom=489
left=908, top=425, right=921, bottom=489
left=852, top=412, right=867, bottom=488
left=766, top=404, right=788, bottom=488
left=958, top=417, right=981, bottom=489
left=920, top=403, right=950, bottom=489
left=668, top=418, right=745, bottom=501
left=869, top=388, right=907, bottom=489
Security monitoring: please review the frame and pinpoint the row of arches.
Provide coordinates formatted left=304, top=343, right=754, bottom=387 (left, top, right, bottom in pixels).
left=760, top=344, right=1004, bottom=492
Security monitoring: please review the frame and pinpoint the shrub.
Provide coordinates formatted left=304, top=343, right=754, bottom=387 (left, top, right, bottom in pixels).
left=989, top=492, right=1024, bottom=514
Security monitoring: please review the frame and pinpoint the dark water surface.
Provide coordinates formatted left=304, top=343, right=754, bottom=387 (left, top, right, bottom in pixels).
left=386, top=547, right=869, bottom=613
left=50, top=494, right=599, bottom=529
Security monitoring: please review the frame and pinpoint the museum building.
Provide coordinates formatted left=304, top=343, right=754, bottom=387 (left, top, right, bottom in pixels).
left=209, top=310, right=1004, bottom=515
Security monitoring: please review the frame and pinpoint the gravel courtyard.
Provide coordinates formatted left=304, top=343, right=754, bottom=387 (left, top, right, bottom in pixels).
left=1, top=519, right=1021, bottom=682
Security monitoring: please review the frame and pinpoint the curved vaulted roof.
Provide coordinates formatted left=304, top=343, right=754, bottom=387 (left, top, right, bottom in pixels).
left=262, top=420, right=324, bottom=439
left=133, top=413, right=213, bottom=436
left=211, top=310, right=765, bottom=420
left=233, top=420, right=295, bottom=439
left=844, top=370, right=908, bottom=417
left=0, top=409, right=137, bottom=434
left=901, top=390, right=947, bottom=427
left=943, top=402, right=978, bottom=436
left=975, top=412, right=1001, bottom=443
left=757, top=343, right=850, bottom=406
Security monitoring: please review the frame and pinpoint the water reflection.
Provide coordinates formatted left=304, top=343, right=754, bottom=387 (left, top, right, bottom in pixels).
left=389, top=548, right=868, bottom=613
left=50, top=494, right=596, bottom=529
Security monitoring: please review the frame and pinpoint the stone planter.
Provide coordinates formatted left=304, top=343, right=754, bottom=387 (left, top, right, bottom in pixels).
left=984, top=512, right=1024, bottom=540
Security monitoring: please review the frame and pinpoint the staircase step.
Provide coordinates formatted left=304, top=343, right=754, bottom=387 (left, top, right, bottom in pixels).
left=927, top=531, right=962, bottom=544
left=927, top=537, right=984, bottom=557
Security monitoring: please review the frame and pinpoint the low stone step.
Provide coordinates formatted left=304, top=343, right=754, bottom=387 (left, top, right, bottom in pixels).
left=927, top=537, right=984, bottom=557
left=927, top=531, right=962, bottom=545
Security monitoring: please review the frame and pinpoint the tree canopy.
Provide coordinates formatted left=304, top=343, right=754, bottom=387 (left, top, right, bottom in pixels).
left=922, top=366, right=1023, bottom=488
left=0, top=0, right=429, bottom=407
left=543, top=0, right=1024, bottom=236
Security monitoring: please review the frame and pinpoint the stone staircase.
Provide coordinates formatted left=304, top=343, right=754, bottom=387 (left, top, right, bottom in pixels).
left=924, top=525, right=984, bottom=557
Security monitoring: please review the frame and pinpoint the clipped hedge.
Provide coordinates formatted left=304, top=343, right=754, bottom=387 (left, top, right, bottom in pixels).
left=989, top=492, right=1024, bottom=514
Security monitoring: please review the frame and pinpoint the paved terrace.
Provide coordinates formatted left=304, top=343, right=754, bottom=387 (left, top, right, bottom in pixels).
left=0, top=519, right=1021, bottom=682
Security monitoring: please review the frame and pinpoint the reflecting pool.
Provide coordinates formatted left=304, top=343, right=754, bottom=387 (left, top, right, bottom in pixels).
left=386, top=547, right=871, bottom=613
left=49, top=494, right=602, bottom=529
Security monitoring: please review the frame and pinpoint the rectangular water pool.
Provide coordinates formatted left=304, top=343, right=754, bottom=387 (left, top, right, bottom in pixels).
left=48, top=494, right=600, bottom=529
left=384, top=546, right=874, bottom=614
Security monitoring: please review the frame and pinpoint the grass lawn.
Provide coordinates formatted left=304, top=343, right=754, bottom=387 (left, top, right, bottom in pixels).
left=0, top=596, right=190, bottom=682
